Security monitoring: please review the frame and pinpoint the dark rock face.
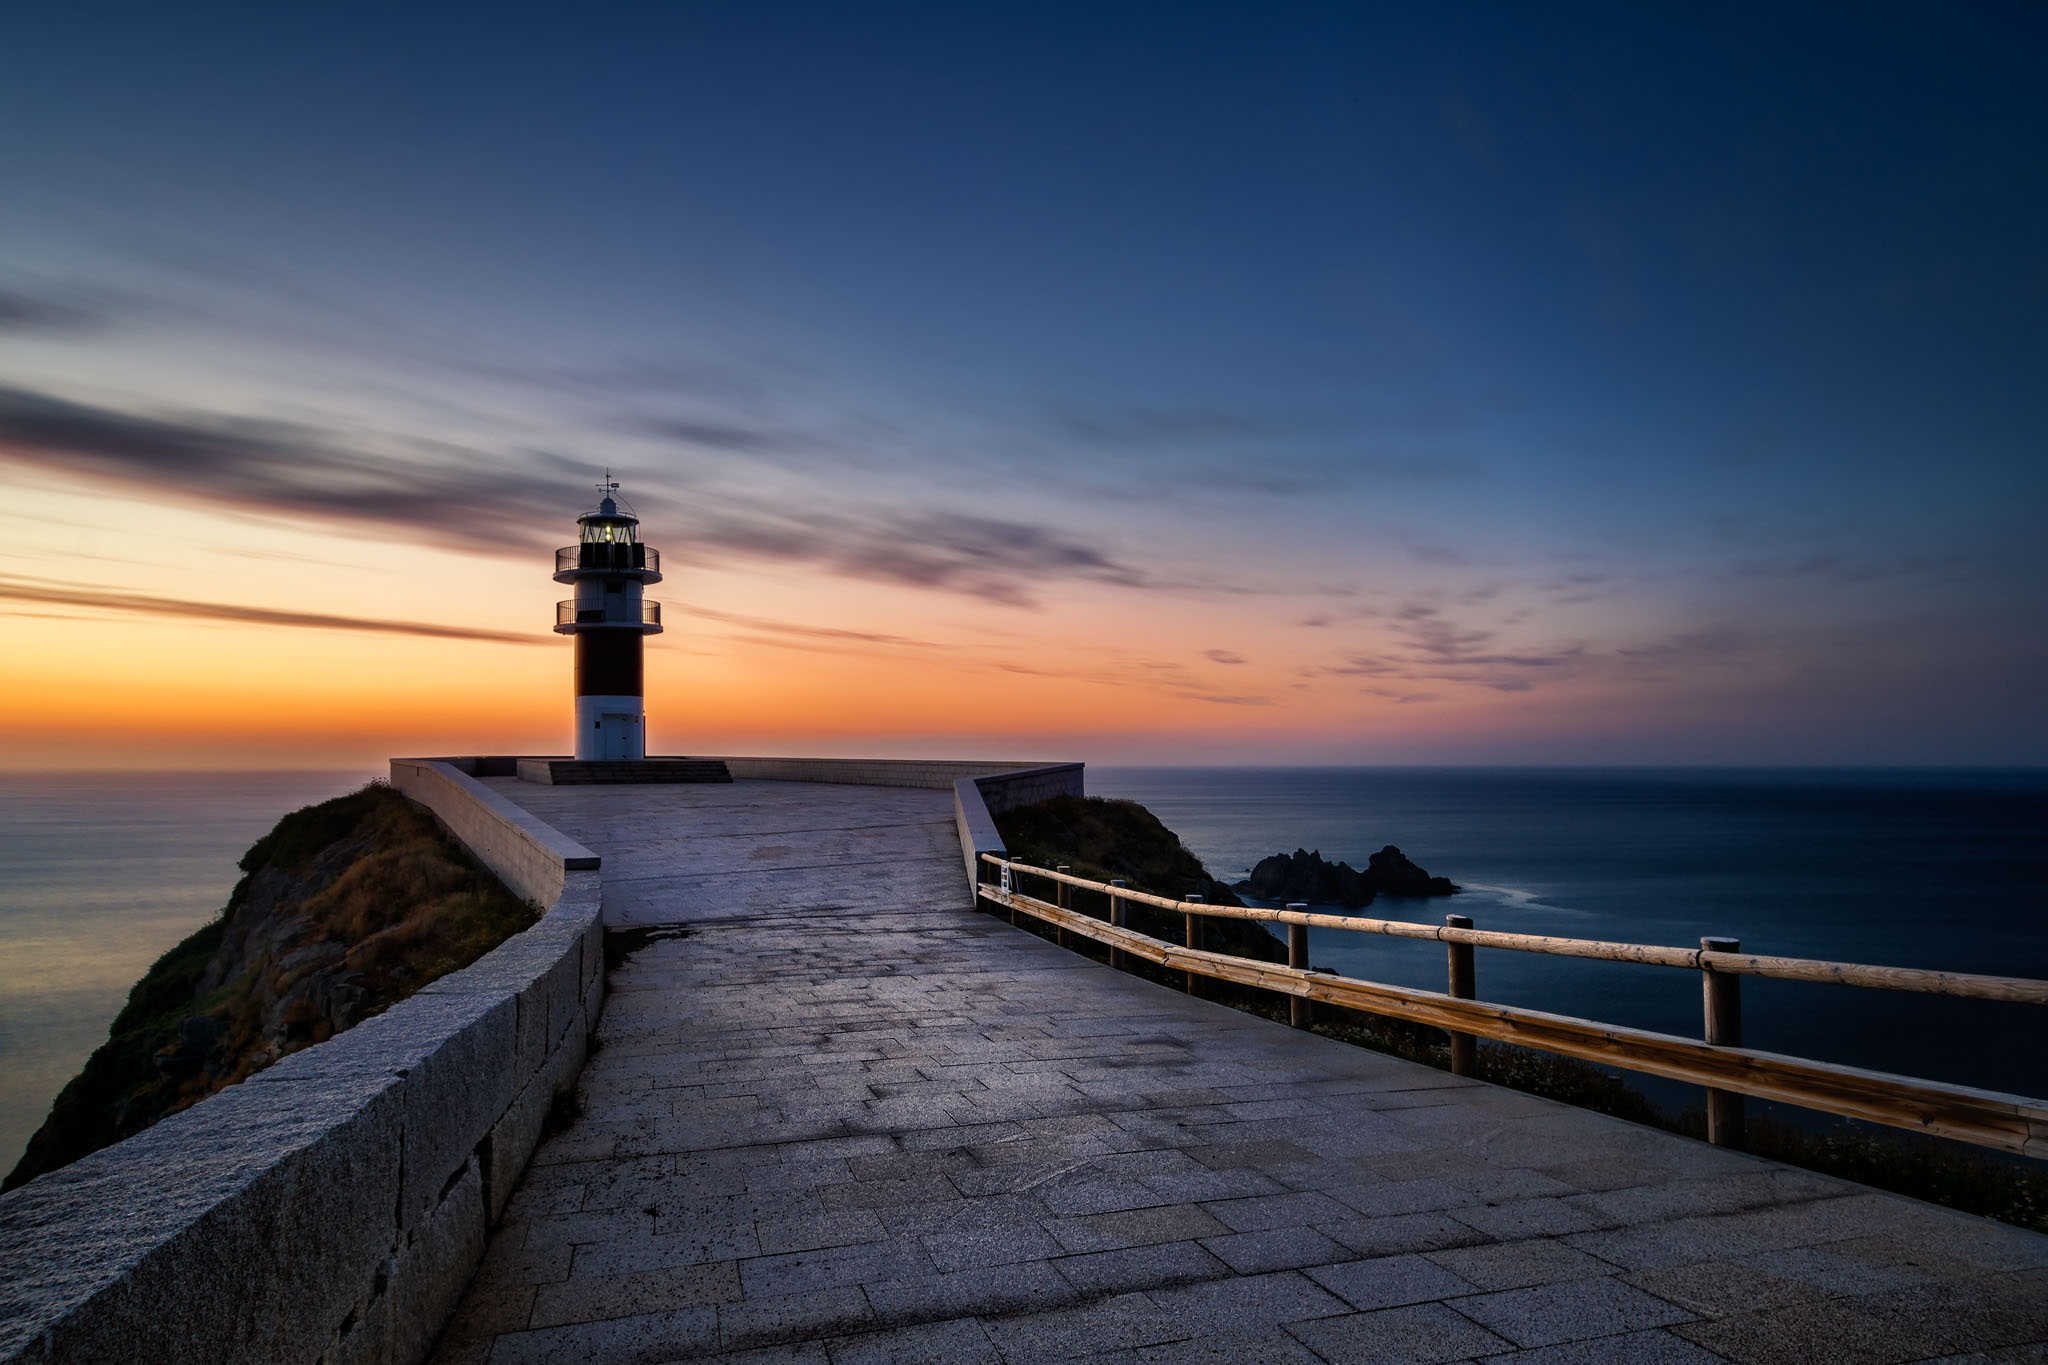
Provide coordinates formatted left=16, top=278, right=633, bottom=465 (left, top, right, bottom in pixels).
left=1236, top=846, right=1459, bottom=907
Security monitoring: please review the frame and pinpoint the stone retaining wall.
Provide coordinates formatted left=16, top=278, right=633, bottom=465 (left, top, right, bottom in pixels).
left=0, top=762, right=605, bottom=1365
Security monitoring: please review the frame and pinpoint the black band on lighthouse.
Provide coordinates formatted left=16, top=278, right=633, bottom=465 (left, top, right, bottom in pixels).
left=575, top=631, right=643, bottom=697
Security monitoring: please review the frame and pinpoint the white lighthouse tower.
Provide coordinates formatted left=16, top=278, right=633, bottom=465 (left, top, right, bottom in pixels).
left=553, top=476, right=662, bottom=760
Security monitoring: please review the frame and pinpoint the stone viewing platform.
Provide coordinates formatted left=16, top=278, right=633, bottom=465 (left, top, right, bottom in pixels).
left=1, top=759, right=2042, bottom=1363
left=431, top=776, right=2048, bottom=1363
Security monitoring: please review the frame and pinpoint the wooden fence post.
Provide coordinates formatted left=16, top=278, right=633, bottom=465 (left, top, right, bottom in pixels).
left=1109, top=880, right=1127, bottom=969
left=1184, top=895, right=1204, bottom=996
left=1445, top=914, right=1477, bottom=1076
left=1287, top=903, right=1310, bottom=1029
left=1702, top=936, right=1745, bottom=1148
left=1056, top=866, right=1071, bottom=948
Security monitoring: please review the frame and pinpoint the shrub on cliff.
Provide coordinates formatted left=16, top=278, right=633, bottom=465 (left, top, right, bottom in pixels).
left=3, top=782, right=537, bottom=1192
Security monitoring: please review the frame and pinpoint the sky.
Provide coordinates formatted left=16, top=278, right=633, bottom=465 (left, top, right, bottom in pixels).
left=0, top=3, right=2043, bottom=768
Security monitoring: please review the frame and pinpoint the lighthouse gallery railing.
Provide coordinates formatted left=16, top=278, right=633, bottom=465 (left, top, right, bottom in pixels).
left=978, top=855, right=2048, bottom=1160
left=556, top=543, right=659, bottom=575
left=556, top=599, right=661, bottom=627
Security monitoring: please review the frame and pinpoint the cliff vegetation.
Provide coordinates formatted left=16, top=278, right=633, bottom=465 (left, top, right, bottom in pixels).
left=4, top=782, right=538, bottom=1192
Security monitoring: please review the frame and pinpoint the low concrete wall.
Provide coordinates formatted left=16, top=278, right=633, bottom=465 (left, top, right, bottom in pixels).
left=952, top=764, right=1086, bottom=899
left=391, top=758, right=600, bottom=910
left=717, top=756, right=1073, bottom=790
left=0, top=763, right=606, bottom=1365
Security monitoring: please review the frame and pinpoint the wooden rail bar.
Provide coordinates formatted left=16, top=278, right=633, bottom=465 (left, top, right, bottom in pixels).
left=978, top=881, right=2048, bottom=1159
left=980, top=857, right=2048, bottom=1005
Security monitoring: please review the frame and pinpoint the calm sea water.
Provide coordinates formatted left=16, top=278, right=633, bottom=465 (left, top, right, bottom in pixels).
left=0, top=771, right=373, bottom=1175
left=1092, top=767, right=2048, bottom=1115
left=2, top=767, right=2042, bottom=1176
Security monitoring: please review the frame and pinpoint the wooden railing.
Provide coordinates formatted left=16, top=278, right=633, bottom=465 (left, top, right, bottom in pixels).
left=977, top=855, right=2048, bottom=1160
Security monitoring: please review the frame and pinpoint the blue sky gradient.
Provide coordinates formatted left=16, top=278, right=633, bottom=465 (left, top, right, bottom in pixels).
left=0, top=3, right=2042, bottom=763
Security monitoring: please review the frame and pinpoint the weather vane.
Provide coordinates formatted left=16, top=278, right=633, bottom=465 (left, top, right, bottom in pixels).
left=596, top=468, right=620, bottom=500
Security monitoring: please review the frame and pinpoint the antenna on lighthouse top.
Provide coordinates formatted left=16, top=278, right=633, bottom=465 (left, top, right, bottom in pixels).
left=595, top=468, right=623, bottom=515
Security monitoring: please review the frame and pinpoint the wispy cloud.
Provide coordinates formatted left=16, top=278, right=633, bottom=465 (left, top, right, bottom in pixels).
left=667, top=603, right=947, bottom=651
left=0, top=573, right=540, bottom=644
left=0, top=383, right=573, bottom=553
left=1204, top=648, right=1246, bottom=664
left=0, top=286, right=107, bottom=334
left=0, top=382, right=1169, bottom=607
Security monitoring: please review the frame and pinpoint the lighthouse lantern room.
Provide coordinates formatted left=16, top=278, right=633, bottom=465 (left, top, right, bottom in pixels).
left=553, top=476, right=662, bottom=760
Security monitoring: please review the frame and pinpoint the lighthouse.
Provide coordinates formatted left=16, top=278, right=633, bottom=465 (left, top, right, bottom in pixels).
left=553, top=477, right=662, bottom=760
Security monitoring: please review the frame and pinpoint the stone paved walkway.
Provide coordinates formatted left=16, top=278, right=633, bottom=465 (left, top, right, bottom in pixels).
left=432, top=781, right=2048, bottom=1364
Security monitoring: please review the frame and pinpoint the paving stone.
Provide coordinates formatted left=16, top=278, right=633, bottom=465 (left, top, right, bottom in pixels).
left=1424, top=1238, right=1617, bottom=1292
left=823, top=1316, right=1000, bottom=1363
left=717, top=1286, right=876, bottom=1351
left=1142, top=1268, right=1353, bottom=1332
left=1671, top=1287, right=1970, bottom=1364
left=1132, top=1329, right=1325, bottom=1362
left=1293, top=1251, right=1479, bottom=1313
left=1201, top=1189, right=1359, bottom=1233
left=1476, top=1327, right=1732, bottom=1363
left=756, top=1210, right=889, bottom=1256
left=1321, top=1212, right=1491, bottom=1259
left=738, top=1238, right=932, bottom=1298
left=1285, top=1301, right=1514, bottom=1362
left=1452, top=1275, right=1694, bottom=1349
left=977, top=1291, right=1188, bottom=1360
left=481, top=1305, right=718, bottom=1363
left=1449, top=1196, right=1611, bottom=1241
left=1046, top=1203, right=1232, bottom=1254
left=920, top=1221, right=1065, bottom=1272
left=863, top=1258, right=1077, bottom=1325
left=1054, top=1239, right=1230, bottom=1295
left=529, top=1260, right=740, bottom=1328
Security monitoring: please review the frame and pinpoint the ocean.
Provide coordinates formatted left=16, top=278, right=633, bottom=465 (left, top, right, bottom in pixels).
left=1092, top=767, right=2048, bottom=1117
left=0, top=771, right=374, bottom=1176
left=1, top=766, right=2042, bottom=1177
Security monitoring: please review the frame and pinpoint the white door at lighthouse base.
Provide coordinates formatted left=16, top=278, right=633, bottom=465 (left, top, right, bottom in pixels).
left=598, top=712, right=638, bottom=760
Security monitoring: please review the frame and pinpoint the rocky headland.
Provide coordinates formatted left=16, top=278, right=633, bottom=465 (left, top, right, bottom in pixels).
left=1235, top=845, right=1460, bottom=907
left=4, top=782, right=536, bottom=1192
left=991, top=794, right=1287, bottom=966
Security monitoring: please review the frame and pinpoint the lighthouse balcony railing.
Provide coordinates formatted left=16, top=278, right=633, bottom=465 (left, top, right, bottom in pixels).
left=556, top=543, right=659, bottom=575
left=555, top=599, right=661, bottom=628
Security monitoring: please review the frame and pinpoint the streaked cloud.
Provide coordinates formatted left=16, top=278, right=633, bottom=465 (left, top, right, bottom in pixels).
left=0, top=573, right=541, bottom=644
left=0, top=286, right=107, bottom=334
left=0, top=383, right=1165, bottom=607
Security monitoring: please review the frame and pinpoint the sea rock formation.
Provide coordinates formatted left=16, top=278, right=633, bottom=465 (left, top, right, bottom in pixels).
left=1235, top=845, right=1459, bottom=907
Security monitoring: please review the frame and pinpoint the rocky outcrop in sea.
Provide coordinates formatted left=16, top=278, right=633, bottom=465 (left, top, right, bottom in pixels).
left=1234, top=845, right=1460, bottom=907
